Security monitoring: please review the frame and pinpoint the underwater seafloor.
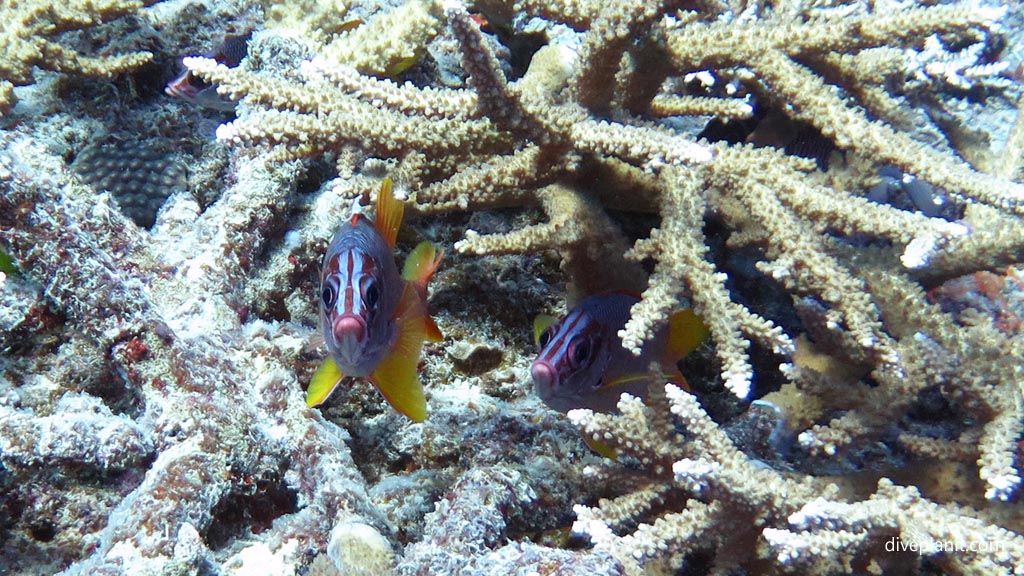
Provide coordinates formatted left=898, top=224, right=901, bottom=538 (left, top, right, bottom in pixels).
left=2, top=0, right=1024, bottom=574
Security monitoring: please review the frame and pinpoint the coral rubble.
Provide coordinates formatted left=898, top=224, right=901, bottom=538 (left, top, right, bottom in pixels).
left=2, top=0, right=1024, bottom=574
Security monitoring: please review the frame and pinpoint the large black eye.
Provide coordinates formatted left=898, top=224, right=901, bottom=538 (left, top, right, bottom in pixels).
left=321, top=284, right=336, bottom=308
left=538, top=328, right=553, bottom=348
left=571, top=339, right=591, bottom=366
left=364, top=281, right=379, bottom=308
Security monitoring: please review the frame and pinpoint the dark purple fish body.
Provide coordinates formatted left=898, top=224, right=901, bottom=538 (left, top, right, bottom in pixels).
left=165, top=31, right=251, bottom=110
left=531, top=292, right=670, bottom=413
left=320, top=213, right=404, bottom=377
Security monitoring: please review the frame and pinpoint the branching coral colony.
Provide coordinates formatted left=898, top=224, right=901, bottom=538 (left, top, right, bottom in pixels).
left=184, top=0, right=1024, bottom=571
left=2, top=0, right=1024, bottom=573
left=0, top=0, right=155, bottom=115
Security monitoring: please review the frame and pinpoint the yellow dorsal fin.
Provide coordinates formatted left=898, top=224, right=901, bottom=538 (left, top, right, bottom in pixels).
left=307, top=356, right=344, bottom=407
left=370, top=284, right=428, bottom=422
left=666, top=308, right=709, bottom=361
left=533, top=314, right=558, bottom=346
left=375, top=178, right=404, bottom=250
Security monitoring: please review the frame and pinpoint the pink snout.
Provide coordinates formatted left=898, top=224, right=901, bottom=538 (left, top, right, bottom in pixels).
left=531, top=360, right=557, bottom=392
left=333, top=314, right=366, bottom=344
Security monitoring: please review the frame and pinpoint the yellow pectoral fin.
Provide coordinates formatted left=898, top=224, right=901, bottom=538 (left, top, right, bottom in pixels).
left=307, top=357, right=344, bottom=407
left=402, top=243, right=444, bottom=343
left=583, top=434, right=618, bottom=460
left=402, top=242, right=442, bottom=284
left=667, top=308, right=709, bottom=361
left=599, top=372, right=650, bottom=391
left=375, top=178, right=404, bottom=250
left=370, top=302, right=429, bottom=422
left=533, top=314, right=558, bottom=346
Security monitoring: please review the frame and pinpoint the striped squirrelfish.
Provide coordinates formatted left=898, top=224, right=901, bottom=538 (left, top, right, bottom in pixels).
left=531, top=291, right=707, bottom=414
left=165, top=31, right=251, bottom=111
left=306, top=178, right=443, bottom=422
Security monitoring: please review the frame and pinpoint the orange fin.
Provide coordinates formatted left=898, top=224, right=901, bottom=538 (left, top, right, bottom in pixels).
left=424, top=316, right=444, bottom=343
left=370, top=284, right=428, bottom=422
left=666, top=308, right=709, bottom=362
left=375, top=178, right=404, bottom=250
left=583, top=434, right=618, bottom=460
left=307, top=356, right=344, bottom=407
left=667, top=369, right=691, bottom=393
left=533, top=314, right=558, bottom=346
left=337, top=18, right=363, bottom=32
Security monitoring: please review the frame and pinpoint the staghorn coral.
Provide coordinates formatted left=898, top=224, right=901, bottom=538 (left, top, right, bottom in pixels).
left=2, top=0, right=1024, bottom=574
left=184, top=0, right=1022, bottom=398
left=0, top=0, right=156, bottom=115
left=571, top=385, right=1024, bottom=574
left=188, top=0, right=1024, bottom=495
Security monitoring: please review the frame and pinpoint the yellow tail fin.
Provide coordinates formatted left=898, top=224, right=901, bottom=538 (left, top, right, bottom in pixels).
left=370, top=284, right=428, bottom=422
left=666, top=308, right=709, bottom=362
left=307, top=356, right=344, bottom=407
left=375, top=178, right=404, bottom=250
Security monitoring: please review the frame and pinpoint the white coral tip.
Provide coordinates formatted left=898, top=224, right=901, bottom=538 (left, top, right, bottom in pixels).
left=723, top=370, right=751, bottom=399
left=214, top=123, right=239, bottom=142
left=182, top=56, right=217, bottom=72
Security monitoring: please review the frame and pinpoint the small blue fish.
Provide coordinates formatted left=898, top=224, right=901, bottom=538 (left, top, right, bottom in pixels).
left=307, top=178, right=443, bottom=422
left=531, top=291, right=707, bottom=414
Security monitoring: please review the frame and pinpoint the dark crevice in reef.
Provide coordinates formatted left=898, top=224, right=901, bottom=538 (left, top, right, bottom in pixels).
left=203, top=461, right=299, bottom=551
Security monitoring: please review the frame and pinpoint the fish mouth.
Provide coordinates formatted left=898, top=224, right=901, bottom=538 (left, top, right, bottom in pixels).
left=530, top=361, right=557, bottom=394
left=333, top=314, right=366, bottom=341
left=531, top=360, right=576, bottom=412
left=331, top=314, right=367, bottom=364
left=165, top=77, right=199, bottom=100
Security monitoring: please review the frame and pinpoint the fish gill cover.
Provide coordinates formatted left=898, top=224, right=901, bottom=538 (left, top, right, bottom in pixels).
left=0, top=0, right=1023, bottom=574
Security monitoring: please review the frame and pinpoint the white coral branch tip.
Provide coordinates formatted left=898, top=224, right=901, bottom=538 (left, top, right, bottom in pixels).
left=182, top=56, right=219, bottom=73
left=215, top=123, right=240, bottom=143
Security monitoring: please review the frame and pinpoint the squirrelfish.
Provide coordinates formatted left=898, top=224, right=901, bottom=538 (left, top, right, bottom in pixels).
left=307, top=179, right=443, bottom=422
left=531, top=291, right=707, bottom=414
left=165, top=31, right=251, bottom=111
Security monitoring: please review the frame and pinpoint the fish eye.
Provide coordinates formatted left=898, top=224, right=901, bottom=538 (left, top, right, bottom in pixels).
left=363, top=280, right=379, bottom=308
left=321, top=284, right=336, bottom=308
left=538, top=328, right=553, bottom=348
left=569, top=338, right=591, bottom=368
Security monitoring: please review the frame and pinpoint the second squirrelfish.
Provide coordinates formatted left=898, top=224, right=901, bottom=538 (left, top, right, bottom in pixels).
left=307, top=178, right=443, bottom=422
left=531, top=291, right=708, bottom=414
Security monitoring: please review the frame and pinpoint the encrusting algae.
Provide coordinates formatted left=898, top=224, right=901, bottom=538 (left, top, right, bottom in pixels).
left=1, top=0, right=1024, bottom=574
